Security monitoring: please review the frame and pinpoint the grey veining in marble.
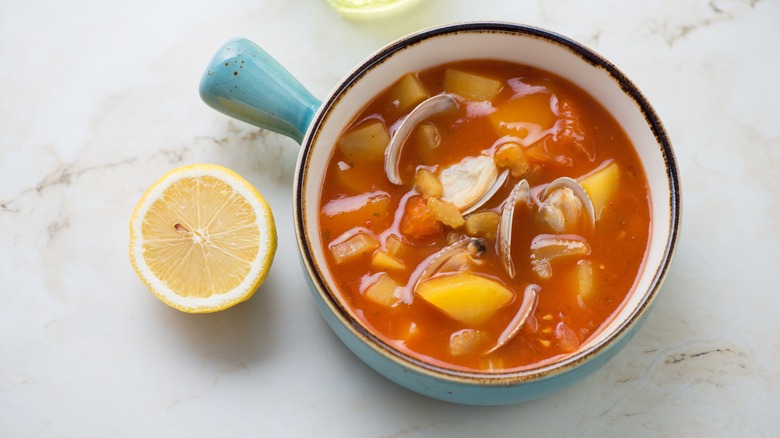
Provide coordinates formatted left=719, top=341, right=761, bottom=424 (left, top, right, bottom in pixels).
left=1, top=0, right=778, bottom=435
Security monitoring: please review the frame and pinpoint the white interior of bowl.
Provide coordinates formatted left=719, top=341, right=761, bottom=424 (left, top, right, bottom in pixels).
left=300, top=25, right=674, bottom=372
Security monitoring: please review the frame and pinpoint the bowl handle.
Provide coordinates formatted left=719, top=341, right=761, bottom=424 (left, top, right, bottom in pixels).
left=199, top=38, right=322, bottom=144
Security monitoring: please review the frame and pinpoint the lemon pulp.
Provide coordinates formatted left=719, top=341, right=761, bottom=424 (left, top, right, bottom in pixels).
left=129, top=164, right=276, bottom=313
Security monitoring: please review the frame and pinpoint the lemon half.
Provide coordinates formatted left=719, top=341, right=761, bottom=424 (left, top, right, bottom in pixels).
left=129, top=164, right=277, bottom=313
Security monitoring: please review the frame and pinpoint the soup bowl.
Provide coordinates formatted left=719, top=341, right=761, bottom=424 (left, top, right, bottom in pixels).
left=199, top=22, right=680, bottom=405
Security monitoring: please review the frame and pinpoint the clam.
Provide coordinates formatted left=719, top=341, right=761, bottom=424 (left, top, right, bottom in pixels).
left=485, top=284, right=540, bottom=355
left=385, top=94, right=459, bottom=185
left=413, top=237, right=486, bottom=288
left=538, top=177, right=595, bottom=233
left=439, top=155, right=505, bottom=212
left=497, top=179, right=532, bottom=278
left=461, top=169, right=509, bottom=215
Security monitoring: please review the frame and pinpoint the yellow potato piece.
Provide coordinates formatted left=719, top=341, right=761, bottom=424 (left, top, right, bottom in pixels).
left=389, top=73, right=430, bottom=114
left=414, top=123, right=441, bottom=150
left=416, top=272, right=513, bottom=326
left=337, top=120, right=390, bottom=162
left=443, top=69, right=502, bottom=102
left=489, top=93, right=556, bottom=141
left=371, top=250, right=405, bottom=271
left=579, top=161, right=620, bottom=216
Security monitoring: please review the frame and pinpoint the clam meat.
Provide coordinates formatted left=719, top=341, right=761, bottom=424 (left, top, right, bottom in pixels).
left=439, top=155, right=503, bottom=212
left=538, top=177, right=595, bottom=233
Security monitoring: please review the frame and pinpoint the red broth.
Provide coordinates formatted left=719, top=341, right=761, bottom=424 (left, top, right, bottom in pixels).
left=318, top=60, right=651, bottom=372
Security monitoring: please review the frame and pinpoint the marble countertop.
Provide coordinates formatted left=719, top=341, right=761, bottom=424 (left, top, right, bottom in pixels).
left=2, top=0, right=778, bottom=435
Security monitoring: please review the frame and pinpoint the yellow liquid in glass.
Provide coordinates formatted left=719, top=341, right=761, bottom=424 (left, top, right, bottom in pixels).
left=326, top=0, right=420, bottom=17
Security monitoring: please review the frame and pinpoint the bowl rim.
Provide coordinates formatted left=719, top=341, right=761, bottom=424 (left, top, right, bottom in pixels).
left=293, top=21, right=681, bottom=385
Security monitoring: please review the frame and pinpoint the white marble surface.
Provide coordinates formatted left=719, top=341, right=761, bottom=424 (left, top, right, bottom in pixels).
left=2, top=0, right=778, bottom=435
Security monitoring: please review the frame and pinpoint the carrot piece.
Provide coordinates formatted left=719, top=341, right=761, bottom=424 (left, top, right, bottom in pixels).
left=400, top=196, right=443, bottom=240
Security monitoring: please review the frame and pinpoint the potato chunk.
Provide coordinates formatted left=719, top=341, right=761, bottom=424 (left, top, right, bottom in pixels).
left=416, top=272, right=513, bottom=326
left=321, top=191, right=391, bottom=234
left=389, top=74, right=430, bottom=114
left=371, top=250, right=405, bottom=271
left=337, top=120, right=390, bottom=162
left=333, top=161, right=380, bottom=194
left=364, top=273, right=401, bottom=307
left=489, top=92, right=556, bottom=142
left=579, top=161, right=620, bottom=216
left=415, top=123, right=441, bottom=150
left=443, top=69, right=502, bottom=102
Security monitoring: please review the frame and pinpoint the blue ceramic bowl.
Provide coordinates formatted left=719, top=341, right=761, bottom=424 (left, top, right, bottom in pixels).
left=200, top=22, right=680, bottom=405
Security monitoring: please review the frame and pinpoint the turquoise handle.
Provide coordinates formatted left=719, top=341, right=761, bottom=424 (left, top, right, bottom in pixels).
left=199, top=38, right=322, bottom=144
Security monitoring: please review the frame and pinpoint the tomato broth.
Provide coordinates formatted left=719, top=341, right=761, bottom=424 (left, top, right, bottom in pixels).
left=318, top=60, right=651, bottom=372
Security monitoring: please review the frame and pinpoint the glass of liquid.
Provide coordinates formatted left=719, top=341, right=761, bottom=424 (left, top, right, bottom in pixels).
left=326, top=0, right=421, bottom=17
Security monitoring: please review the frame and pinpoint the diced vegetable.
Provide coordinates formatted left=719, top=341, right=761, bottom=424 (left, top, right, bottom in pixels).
left=576, top=259, right=594, bottom=298
left=334, top=161, right=381, bottom=194
left=464, top=211, right=500, bottom=238
left=427, top=197, right=465, bottom=229
left=336, top=120, right=390, bottom=162
left=450, top=329, right=487, bottom=356
left=321, top=191, right=391, bottom=234
left=371, top=250, right=405, bottom=271
left=579, top=161, right=620, bottom=216
left=400, top=196, right=444, bottom=240
left=488, top=93, right=556, bottom=141
left=414, top=123, right=441, bottom=150
left=416, top=272, right=513, bottom=326
left=443, top=69, right=502, bottom=102
left=530, top=235, right=590, bottom=279
left=364, top=273, right=401, bottom=307
left=330, top=232, right=379, bottom=265
left=389, top=74, right=430, bottom=114
left=384, top=234, right=406, bottom=257
left=494, top=142, right=529, bottom=177
left=414, top=168, right=443, bottom=198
